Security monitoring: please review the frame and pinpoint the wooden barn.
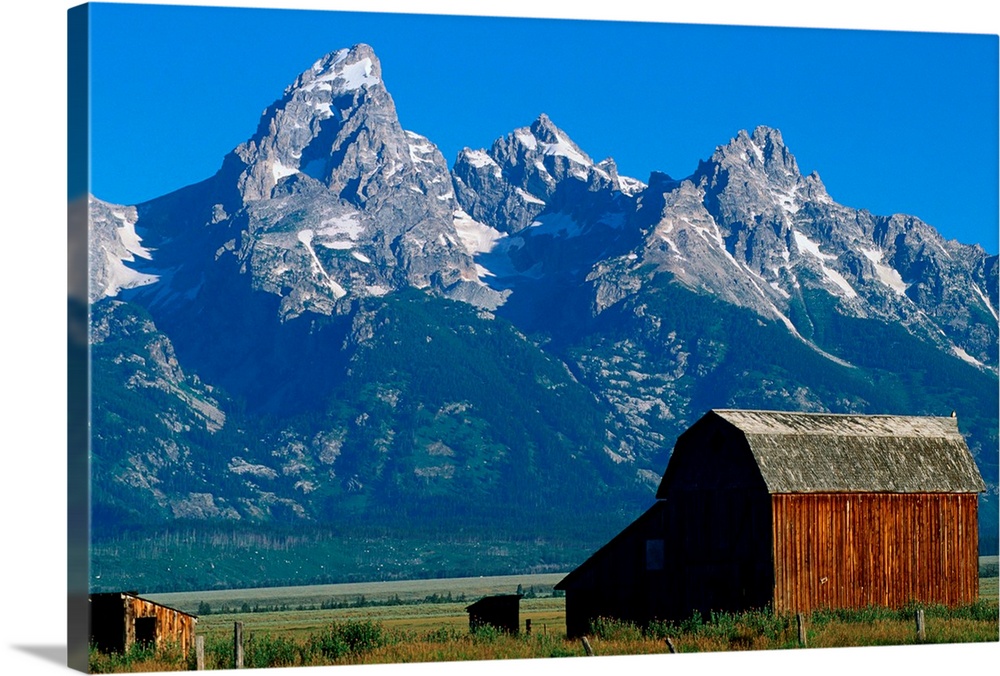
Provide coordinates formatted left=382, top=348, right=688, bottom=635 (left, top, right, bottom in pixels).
left=556, top=409, right=985, bottom=637
left=466, top=594, right=522, bottom=634
left=89, top=592, right=197, bottom=655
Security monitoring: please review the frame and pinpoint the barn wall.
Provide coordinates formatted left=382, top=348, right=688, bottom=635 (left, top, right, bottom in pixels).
left=560, top=501, right=673, bottom=637
left=561, top=488, right=775, bottom=636
left=124, top=596, right=197, bottom=654
left=771, top=492, right=979, bottom=613
left=89, top=595, right=127, bottom=654
left=663, top=488, right=773, bottom=619
left=467, top=596, right=521, bottom=634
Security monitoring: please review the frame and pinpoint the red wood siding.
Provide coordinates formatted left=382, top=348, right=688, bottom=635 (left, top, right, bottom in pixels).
left=771, top=493, right=979, bottom=614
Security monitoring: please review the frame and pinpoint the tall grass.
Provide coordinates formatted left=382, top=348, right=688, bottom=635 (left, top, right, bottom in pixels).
left=88, top=641, right=188, bottom=673
left=87, top=599, right=998, bottom=671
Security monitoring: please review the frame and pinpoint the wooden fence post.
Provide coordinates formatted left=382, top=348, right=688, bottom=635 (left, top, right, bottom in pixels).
left=525, top=619, right=532, bottom=635
left=234, top=621, right=244, bottom=669
left=796, top=613, right=807, bottom=647
left=915, top=609, right=926, bottom=643
left=665, top=637, right=677, bottom=654
left=195, top=635, right=205, bottom=671
left=581, top=636, right=594, bottom=656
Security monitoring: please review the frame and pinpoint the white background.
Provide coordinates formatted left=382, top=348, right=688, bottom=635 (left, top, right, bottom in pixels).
left=1, top=2, right=996, bottom=675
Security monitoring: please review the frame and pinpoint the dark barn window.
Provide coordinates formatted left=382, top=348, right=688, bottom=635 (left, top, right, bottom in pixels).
left=645, top=539, right=665, bottom=571
left=134, top=617, right=157, bottom=647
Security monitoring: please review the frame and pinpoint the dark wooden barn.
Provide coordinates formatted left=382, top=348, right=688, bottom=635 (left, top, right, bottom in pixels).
left=89, top=592, right=197, bottom=655
left=466, top=594, right=522, bottom=634
left=556, top=409, right=985, bottom=637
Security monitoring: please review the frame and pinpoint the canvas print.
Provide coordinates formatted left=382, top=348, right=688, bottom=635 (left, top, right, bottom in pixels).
left=67, top=2, right=999, bottom=673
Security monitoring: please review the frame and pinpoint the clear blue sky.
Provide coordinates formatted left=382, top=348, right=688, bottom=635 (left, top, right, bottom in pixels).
left=86, top=2, right=999, bottom=253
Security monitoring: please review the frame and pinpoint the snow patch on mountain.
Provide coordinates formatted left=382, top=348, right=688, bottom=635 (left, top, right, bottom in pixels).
left=516, top=187, right=546, bottom=206
left=861, top=247, right=909, bottom=295
left=514, top=129, right=537, bottom=150
left=767, top=299, right=856, bottom=368
left=272, top=161, right=298, bottom=182
left=317, top=213, right=364, bottom=241
left=529, top=212, right=584, bottom=238
left=973, top=285, right=999, bottom=322
left=821, top=267, right=857, bottom=298
left=112, top=210, right=154, bottom=261
left=773, top=184, right=800, bottom=215
left=298, top=229, right=347, bottom=298
left=90, top=202, right=160, bottom=299
left=953, top=346, right=985, bottom=368
left=793, top=230, right=857, bottom=298
left=454, top=210, right=504, bottom=255
left=100, top=252, right=160, bottom=299
left=305, top=50, right=378, bottom=92
left=466, top=149, right=500, bottom=171
left=406, top=131, right=438, bottom=166
left=540, top=133, right=590, bottom=167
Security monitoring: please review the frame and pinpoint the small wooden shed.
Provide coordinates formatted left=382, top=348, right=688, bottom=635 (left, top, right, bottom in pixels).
left=89, top=592, right=197, bottom=655
left=556, top=409, right=985, bottom=637
left=466, top=594, right=522, bottom=634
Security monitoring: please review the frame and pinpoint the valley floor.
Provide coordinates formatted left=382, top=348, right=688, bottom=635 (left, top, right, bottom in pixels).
left=87, top=567, right=999, bottom=672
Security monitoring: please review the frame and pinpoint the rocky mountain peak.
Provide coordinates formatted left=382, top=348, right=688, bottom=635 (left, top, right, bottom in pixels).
left=708, top=125, right=801, bottom=180
left=515, top=113, right=596, bottom=172
left=528, top=113, right=581, bottom=151
left=453, top=113, right=644, bottom=233
left=293, top=43, right=382, bottom=93
left=218, top=43, right=407, bottom=204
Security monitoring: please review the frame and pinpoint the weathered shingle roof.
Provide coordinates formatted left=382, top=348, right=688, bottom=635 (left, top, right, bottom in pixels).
left=696, top=409, right=985, bottom=493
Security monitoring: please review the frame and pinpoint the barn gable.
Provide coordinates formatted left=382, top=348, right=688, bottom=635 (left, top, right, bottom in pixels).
left=657, top=409, right=985, bottom=496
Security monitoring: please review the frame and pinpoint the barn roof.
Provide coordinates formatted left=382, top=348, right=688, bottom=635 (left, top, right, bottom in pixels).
left=659, top=409, right=985, bottom=495
left=465, top=594, right=522, bottom=613
left=89, top=592, right=199, bottom=619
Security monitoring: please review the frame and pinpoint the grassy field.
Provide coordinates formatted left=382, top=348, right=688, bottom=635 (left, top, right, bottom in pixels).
left=88, top=598, right=999, bottom=673
left=88, top=563, right=998, bottom=672
left=147, top=572, right=565, bottom=614
left=146, top=573, right=568, bottom=643
left=981, top=555, right=998, bottom=598
left=190, top=596, right=567, bottom=642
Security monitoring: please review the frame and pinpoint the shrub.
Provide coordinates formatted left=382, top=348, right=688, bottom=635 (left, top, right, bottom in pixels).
left=679, top=610, right=704, bottom=633
left=244, top=632, right=301, bottom=669
left=424, top=626, right=465, bottom=643
left=738, top=609, right=788, bottom=641
left=589, top=616, right=643, bottom=642
left=201, top=633, right=241, bottom=670
left=470, top=624, right=504, bottom=643
left=305, top=619, right=390, bottom=660
left=644, top=619, right=677, bottom=640
left=547, top=643, right=577, bottom=657
left=88, top=640, right=187, bottom=673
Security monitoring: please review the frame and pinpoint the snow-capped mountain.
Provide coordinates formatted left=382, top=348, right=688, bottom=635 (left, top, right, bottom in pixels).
left=86, top=44, right=998, bottom=589
left=582, top=125, right=998, bottom=370
left=115, top=44, right=505, bottom=324
left=453, top=112, right=644, bottom=236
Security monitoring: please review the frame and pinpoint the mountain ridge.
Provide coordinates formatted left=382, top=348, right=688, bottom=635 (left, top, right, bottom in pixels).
left=86, top=43, right=999, bottom=588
